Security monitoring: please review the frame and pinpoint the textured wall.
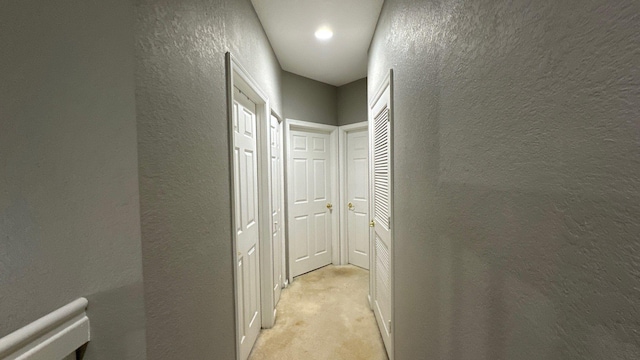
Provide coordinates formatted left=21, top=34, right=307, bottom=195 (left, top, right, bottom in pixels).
left=337, top=78, right=368, bottom=126
left=283, top=71, right=338, bottom=125
left=369, top=0, right=640, bottom=359
left=135, top=0, right=282, bottom=358
left=0, top=0, right=146, bottom=359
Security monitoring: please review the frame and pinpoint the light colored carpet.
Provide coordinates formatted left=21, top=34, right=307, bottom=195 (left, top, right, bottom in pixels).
left=249, top=265, right=388, bottom=360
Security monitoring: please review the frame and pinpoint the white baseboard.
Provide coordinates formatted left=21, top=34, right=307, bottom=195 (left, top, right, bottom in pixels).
left=0, top=298, right=90, bottom=360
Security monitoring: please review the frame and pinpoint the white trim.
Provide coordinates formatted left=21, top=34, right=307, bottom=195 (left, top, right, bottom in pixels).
left=226, top=52, right=275, bottom=360
left=338, top=121, right=368, bottom=265
left=271, top=110, right=288, bottom=295
left=284, top=118, right=339, bottom=284
left=368, top=69, right=394, bottom=360
left=271, top=109, right=283, bottom=124
left=339, top=122, right=369, bottom=132
left=271, top=111, right=289, bottom=288
left=0, top=298, right=89, bottom=360
left=268, top=111, right=286, bottom=315
left=287, top=119, right=337, bottom=133
left=369, top=71, right=391, bottom=109
left=278, top=115, right=288, bottom=292
left=389, top=69, right=395, bottom=360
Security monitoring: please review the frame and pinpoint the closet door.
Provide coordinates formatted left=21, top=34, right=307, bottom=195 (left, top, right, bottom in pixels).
left=370, top=79, right=393, bottom=359
left=288, top=128, right=334, bottom=277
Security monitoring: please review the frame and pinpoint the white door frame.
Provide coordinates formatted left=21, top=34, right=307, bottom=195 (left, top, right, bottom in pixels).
left=226, top=53, right=277, bottom=360
left=368, top=69, right=394, bottom=359
left=270, top=110, right=287, bottom=309
left=338, top=121, right=369, bottom=265
left=284, top=119, right=339, bottom=284
left=276, top=113, right=289, bottom=291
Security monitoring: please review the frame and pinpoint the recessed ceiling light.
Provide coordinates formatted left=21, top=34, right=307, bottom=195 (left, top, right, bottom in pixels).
left=314, top=27, right=333, bottom=40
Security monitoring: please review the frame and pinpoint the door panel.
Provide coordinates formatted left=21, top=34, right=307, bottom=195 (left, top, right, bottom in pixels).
left=347, top=129, right=370, bottom=269
left=314, top=212, right=328, bottom=254
left=233, top=87, right=261, bottom=360
left=293, top=215, right=310, bottom=260
left=288, top=128, right=334, bottom=277
left=293, top=160, right=308, bottom=202
left=370, top=84, right=393, bottom=358
left=313, top=160, right=327, bottom=200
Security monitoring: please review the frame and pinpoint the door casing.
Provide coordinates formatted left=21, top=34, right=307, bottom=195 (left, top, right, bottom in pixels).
left=226, top=53, right=278, bottom=360
left=270, top=111, right=286, bottom=312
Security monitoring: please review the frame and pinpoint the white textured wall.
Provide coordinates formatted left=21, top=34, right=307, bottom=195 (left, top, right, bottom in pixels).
left=369, top=0, right=640, bottom=359
left=135, top=0, right=283, bottom=358
left=283, top=71, right=338, bottom=125
left=0, top=0, right=146, bottom=358
left=337, top=78, right=368, bottom=126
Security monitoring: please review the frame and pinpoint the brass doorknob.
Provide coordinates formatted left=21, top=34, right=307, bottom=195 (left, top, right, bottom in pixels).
left=369, top=220, right=375, bottom=227
left=348, top=202, right=354, bottom=210
left=326, top=203, right=333, bottom=210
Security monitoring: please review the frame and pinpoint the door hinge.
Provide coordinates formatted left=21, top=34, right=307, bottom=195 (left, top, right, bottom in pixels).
left=388, top=217, right=391, bottom=229
left=388, top=320, right=392, bottom=333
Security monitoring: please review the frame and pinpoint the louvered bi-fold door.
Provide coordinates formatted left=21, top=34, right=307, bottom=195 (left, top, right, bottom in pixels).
left=370, top=79, right=393, bottom=358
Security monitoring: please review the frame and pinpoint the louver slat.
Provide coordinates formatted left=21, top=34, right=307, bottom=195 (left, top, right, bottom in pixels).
left=373, top=106, right=390, bottom=229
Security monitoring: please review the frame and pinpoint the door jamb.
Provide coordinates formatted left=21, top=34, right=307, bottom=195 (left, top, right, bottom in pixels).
left=226, top=53, right=276, bottom=359
left=338, top=121, right=369, bottom=265
left=270, top=110, right=288, bottom=299
left=284, top=119, right=339, bottom=284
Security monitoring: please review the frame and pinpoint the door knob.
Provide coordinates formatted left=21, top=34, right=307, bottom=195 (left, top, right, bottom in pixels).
left=326, top=203, right=333, bottom=210
left=348, top=202, right=354, bottom=210
left=369, top=220, right=375, bottom=227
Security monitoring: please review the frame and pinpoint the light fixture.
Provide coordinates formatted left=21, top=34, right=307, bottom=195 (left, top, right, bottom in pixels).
left=314, top=27, right=333, bottom=40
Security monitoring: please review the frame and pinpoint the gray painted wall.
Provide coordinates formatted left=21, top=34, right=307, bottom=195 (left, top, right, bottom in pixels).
left=135, top=0, right=282, bottom=358
left=369, top=0, right=640, bottom=359
left=337, top=78, right=368, bottom=126
left=283, top=71, right=338, bottom=125
left=0, top=0, right=146, bottom=359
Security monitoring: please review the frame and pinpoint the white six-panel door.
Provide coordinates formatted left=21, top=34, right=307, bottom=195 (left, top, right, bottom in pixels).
left=370, top=81, right=393, bottom=358
left=270, top=115, right=284, bottom=307
left=233, top=87, right=261, bottom=360
left=288, top=127, right=334, bottom=277
left=346, top=129, right=370, bottom=269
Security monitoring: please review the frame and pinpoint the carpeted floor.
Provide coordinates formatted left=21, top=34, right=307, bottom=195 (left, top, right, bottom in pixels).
left=249, top=265, right=388, bottom=360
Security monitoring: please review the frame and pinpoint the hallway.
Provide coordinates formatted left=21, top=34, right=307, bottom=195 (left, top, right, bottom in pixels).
left=2, top=0, right=638, bottom=358
left=249, top=265, right=387, bottom=360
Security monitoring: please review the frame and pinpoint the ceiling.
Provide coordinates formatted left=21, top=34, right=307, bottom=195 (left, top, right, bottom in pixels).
left=251, top=0, right=384, bottom=87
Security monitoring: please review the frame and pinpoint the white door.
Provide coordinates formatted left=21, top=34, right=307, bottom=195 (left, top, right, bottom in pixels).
left=270, top=115, right=284, bottom=306
left=288, top=128, right=334, bottom=277
left=370, top=84, right=393, bottom=358
left=346, top=129, right=369, bottom=269
left=233, top=87, right=261, bottom=360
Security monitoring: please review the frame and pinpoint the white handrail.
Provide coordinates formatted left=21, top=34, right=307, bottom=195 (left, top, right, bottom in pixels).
left=0, top=298, right=89, bottom=360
